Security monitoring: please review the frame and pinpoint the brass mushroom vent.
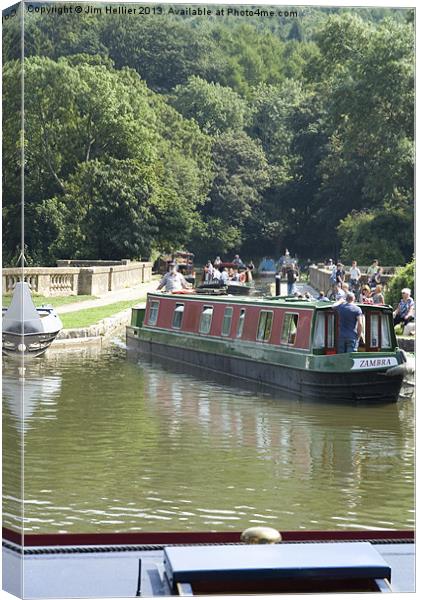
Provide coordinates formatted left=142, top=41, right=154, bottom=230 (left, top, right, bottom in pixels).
left=240, top=526, right=282, bottom=544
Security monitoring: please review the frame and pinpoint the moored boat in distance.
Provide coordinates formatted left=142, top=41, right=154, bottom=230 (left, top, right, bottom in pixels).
left=126, top=292, right=407, bottom=403
left=258, top=257, right=277, bottom=277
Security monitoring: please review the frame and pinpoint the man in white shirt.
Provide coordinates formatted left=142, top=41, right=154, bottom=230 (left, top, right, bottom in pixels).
left=157, top=263, right=190, bottom=292
left=349, top=260, right=361, bottom=291
left=212, top=267, right=222, bottom=282
left=220, top=267, right=229, bottom=285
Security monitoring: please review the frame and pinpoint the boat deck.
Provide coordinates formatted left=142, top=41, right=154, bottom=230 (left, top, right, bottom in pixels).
left=3, top=538, right=415, bottom=597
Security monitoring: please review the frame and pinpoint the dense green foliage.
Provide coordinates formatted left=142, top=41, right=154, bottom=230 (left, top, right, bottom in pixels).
left=385, top=259, right=415, bottom=306
left=2, top=6, right=414, bottom=265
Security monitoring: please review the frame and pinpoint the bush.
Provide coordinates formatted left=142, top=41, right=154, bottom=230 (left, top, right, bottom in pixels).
left=385, top=258, right=415, bottom=307
left=338, top=209, right=413, bottom=265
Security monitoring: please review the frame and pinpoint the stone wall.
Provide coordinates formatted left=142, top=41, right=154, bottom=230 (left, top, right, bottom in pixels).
left=2, top=268, right=80, bottom=296
left=3, top=261, right=153, bottom=297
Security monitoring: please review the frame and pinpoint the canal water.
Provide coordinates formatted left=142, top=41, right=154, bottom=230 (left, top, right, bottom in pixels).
left=2, top=337, right=414, bottom=534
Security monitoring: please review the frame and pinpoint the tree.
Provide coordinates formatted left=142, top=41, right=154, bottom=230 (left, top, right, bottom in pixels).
left=3, top=56, right=212, bottom=264
left=314, top=15, right=414, bottom=212
left=100, top=16, right=225, bottom=92
left=194, top=131, right=270, bottom=256
left=385, top=259, right=414, bottom=306
left=337, top=209, right=413, bottom=265
left=171, top=76, right=250, bottom=135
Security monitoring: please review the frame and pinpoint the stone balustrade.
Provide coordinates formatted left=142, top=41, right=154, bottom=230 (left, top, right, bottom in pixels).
left=309, top=264, right=397, bottom=293
left=2, top=261, right=153, bottom=297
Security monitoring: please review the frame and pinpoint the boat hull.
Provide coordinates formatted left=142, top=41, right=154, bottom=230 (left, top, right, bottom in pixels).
left=2, top=330, right=61, bottom=358
left=126, top=331, right=404, bottom=403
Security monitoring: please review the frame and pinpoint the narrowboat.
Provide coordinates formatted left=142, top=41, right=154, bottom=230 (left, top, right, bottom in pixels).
left=2, top=282, right=63, bottom=357
left=2, top=527, right=415, bottom=596
left=126, top=293, right=407, bottom=403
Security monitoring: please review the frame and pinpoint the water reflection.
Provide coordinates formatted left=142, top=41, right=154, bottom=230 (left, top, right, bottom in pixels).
left=2, top=339, right=414, bottom=534
left=3, top=368, right=61, bottom=433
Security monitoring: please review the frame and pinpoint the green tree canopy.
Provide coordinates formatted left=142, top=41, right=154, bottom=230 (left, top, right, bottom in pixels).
left=385, top=259, right=415, bottom=306
left=171, top=76, right=250, bottom=135
left=337, top=209, right=413, bottom=266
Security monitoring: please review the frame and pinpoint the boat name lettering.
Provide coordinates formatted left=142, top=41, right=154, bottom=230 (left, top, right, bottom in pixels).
left=352, top=357, right=398, bottom=370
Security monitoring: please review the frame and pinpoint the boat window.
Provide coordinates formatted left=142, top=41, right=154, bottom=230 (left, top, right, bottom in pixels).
left=172, top=303, right=184, bottom=329
left=257, top=310, right=273, bottom=342
left=313, top=313, right=324, bottom=349
left=326, top=313, right=335, bottom=348
left=381, top=314, right=392, bottom=349
left=313, top=312, right=335, bottom=350
left=148, top=300, right=159, bottom=326
left=369, top=313, right=380, bottom=348
left=199, top=306, right=214, bottom=334
left=222, top=307, right=233, bottom=336
left=281, top=313, right=299, bottom=345
left=236, top=308, right=246, bottom=338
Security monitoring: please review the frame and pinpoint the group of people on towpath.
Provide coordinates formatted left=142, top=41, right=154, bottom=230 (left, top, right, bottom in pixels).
left=327, top=259, right=383, bottom=296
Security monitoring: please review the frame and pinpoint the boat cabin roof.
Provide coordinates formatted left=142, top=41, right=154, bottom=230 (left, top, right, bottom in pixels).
left=147, top=292, right=393, bottom=312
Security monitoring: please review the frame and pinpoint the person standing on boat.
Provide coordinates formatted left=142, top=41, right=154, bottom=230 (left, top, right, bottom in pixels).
left=157, top=263, right=190, bottom=292
left=220, top=267, right=229, bottom=286
left=334, top=292, right=363, bottom=353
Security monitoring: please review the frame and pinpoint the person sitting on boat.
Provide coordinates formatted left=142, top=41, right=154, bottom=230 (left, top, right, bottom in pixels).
left=330, top=283, right=346, bottom=302
left=237, top=269, right=247, bottom=284
left=334, top=291, right=364, bottom=353
left=393, top=288, right=415, bottom=327
left=317, top=290, right=330, bottom=302
left=359, top=285, right=373, bottom=304
left=230, top=268, right=241, bottom=282
left=157, top=263, right=191, bottom=293
left=371, top=284, right=385, bottom=305
left=232, top=254, right=245, bottom=268
left=214, top=256, right=222, bottom=268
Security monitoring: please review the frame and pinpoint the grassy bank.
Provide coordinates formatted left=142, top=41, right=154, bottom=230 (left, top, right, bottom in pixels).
left=60, top=298, right=146, bottom=329
left=2, top=294, right=96, bottom=308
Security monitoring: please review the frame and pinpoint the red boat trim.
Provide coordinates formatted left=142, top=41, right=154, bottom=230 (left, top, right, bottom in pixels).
left=2, top=527, right=414, bottom=548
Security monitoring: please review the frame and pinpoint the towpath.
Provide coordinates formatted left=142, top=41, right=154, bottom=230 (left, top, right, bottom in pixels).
left=55, top=278, right=159, bottom=314
left=55, top=279, right=320, bottom=315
